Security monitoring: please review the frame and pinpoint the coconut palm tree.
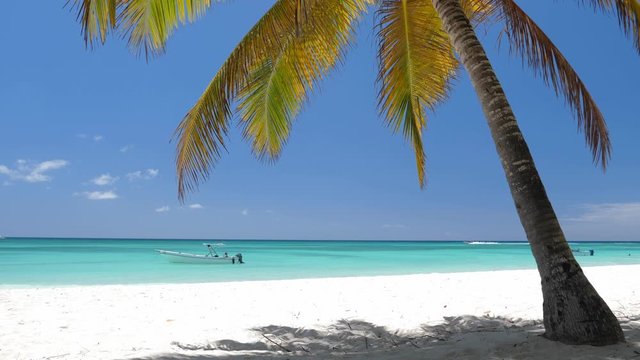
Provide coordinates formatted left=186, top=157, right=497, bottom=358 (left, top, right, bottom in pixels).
left=72, top=0, right=639, bottom=345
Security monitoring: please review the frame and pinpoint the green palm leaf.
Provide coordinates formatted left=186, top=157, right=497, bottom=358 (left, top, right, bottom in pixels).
left=73, top=0, right=214, bottom=57
left=237, top=0, right=367, bottom=161
left=175, top=0, right=369, bottom=200
left=118, top=0, right=214, bottom=57
left=71, top=0, right=117, bottom=47
left=377, top=0, right=458, bottom=187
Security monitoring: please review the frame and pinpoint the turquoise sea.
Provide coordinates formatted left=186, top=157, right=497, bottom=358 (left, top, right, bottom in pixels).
left=1, top=238, right=639, bottom=286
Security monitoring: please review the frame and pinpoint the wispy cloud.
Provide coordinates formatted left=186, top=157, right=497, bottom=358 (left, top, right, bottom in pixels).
left=76, top=190, right=118, bottom=200
left=91, top=174, right=118, bottom=186
left=564, top=203, right=640, bottom=224
left=120, top=145, right=134, bottom=153
left=561, top=202, right=640, bottom=240
left=77, top=134, right=104, bottom=142
left=189, top=203, right=204, bottom=209
left=156, top=206, right=170, bottom=213
left=0, top=159, right=69, bottom=183
left=241, top=209, right=248, bottom=216
left=127, top=169, right=159, bottom=181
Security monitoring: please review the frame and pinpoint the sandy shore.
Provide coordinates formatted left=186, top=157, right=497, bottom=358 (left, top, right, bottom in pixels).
left=1, top=265, right=639, bottom=359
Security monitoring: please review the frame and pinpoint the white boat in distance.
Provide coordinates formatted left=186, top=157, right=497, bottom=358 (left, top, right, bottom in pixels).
left=572, top=248, right=595, bottom=256
left=464, top=241, right=500, bottom=245
left=156, top=243, right=244, bottom=264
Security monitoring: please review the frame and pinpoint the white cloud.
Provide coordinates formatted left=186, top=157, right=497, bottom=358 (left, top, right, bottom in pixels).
left=127, top=169, right=159, bottom=181
left=76, top=134, right=104, bottom=142
left=241, top=209, right=248, bottom=216
left=120, top=145, right=134, bottom=153
left=76, top=190, right=118, bottom=200
left=156, top=206, right=170, bottom=213
left=0, top=165, right=12, bottom=176
left=91, top=174, right=118, bottom=186
left=0, top=159, right=69, bottom=183
left=562, top=202, right=640, bottom=241
left=189, top=203, right=204, bottom=209
left=564, top=203, right=640, bottom=224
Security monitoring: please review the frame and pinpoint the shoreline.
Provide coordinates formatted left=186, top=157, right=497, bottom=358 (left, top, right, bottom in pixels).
left=2, top=262, right=639, bottom=289
left=2, top=265, right=639, bottom=359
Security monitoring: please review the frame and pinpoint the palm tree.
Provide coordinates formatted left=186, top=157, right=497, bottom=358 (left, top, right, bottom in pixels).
left=72, top=0, right=639, bottom=345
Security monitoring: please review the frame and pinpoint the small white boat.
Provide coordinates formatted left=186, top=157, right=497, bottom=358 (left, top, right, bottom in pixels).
left=156, top=243, right=244, bottom=264
left=572, top=248, right=594, bottom=256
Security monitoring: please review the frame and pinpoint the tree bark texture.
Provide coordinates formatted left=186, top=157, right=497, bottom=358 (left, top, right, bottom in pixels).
left=430, top=0, right=624, bottom=345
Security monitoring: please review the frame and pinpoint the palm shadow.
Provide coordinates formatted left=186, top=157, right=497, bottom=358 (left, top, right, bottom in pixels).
left=129, top=314, right=640, bottom=360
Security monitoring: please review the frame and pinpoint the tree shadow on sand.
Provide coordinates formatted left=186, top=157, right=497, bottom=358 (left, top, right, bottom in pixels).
left=130, top=315, right=640, bottom=360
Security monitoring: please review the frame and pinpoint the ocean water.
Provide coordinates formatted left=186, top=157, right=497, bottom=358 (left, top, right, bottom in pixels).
left=1, top=238, right=639, bottom=286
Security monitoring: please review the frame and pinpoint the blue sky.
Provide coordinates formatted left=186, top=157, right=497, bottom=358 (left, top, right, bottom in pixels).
left=0, top=1, right=638, bottom=240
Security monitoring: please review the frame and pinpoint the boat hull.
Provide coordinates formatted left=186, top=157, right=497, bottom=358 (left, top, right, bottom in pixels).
left=156, top=250, right=238, bottom=264
left=572, top=249, right=594, bottom=256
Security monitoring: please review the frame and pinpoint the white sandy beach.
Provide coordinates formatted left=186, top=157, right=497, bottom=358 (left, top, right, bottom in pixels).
left=1, top=265, right=639, bottom=360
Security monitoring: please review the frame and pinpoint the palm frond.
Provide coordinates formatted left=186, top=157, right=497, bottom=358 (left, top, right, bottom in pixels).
left=175, top=0, right=294, bottom=200
left=175, top=0, right=368, bottom=200
left=174, top=75, right=230, bottom=198
left=494, top=0, right=611, bottom=167
left=72, top=0, right=213, bottom=57
left=581, top=0, right=640, bottom=52
left=377, top=0, right=458, bottom=187
left=71, top=0, right=118, bottom=47
left=118, top=0, right=214, bottom=58
left=461, top=0, right=496, bottom=24
left=237, top=0, right=366, bottom=161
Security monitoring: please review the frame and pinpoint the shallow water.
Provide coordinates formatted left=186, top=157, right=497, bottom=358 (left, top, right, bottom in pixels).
left=1, top=238, right=639, bottom=286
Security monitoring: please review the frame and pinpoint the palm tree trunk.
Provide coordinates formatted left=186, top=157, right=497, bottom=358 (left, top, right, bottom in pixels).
left=430, top=0, right=624, bottom=345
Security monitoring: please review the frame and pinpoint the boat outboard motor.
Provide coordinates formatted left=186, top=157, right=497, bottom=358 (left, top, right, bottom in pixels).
left=235, top=253, right=244, bottom=264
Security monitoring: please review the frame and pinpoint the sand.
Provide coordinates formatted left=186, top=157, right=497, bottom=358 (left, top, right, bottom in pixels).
left=1, top=265, right=639, bottom=359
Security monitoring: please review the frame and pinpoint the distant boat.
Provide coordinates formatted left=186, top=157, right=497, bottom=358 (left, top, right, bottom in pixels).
left=464, top=241, right=500, bottom=245
left=572, top=248, right=594, bottom=256
left=156, top=243, right=244, bottom=264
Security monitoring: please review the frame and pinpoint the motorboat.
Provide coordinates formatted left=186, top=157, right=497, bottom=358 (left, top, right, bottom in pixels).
left=156, top=243, right=244, bottom=264
left=464, top=241, right=500, bottom=245
left=572, top=248, right=594, bottom=256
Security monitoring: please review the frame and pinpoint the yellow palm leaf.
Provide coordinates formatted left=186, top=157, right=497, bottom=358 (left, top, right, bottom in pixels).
left=118, top=0, right=214, bottom=57
left=377, top=0, right=458, bottom=187
left=237, top=0, right=367, bottom=160
left=71, top=0, right=117, bottom=47
left=175, top=0, right=368, bottom=200
left=72, top=0, right=214, bottom=57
